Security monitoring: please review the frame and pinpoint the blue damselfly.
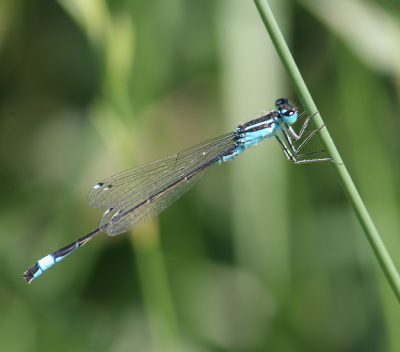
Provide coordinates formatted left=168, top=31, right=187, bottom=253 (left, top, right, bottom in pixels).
left=23, top=98, right=338, bottom=283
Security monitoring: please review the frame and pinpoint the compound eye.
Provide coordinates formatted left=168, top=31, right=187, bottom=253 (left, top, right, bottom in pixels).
left=275, top=98, right=289, bottom=108
left=279, top=107, right=294, bottom=116
left=280, top=107, right=297, bottom=124
left=282, top=108, right=295, bottom=117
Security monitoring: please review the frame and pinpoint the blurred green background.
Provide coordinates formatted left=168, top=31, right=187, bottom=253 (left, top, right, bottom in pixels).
left=1, top=0, right=400, bottom=351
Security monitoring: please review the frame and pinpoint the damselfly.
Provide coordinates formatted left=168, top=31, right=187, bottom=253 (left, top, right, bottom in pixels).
left=23, top=98, right=339, bottom=283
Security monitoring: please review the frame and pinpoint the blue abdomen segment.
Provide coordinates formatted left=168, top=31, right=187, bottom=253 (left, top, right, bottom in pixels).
left=28, top=242, right=80, bottom=281
left=34, top=244, right=78, bottom=279
left=34, top=254, right=56, bottom=278
left=23, top=229, right=101, bottom=283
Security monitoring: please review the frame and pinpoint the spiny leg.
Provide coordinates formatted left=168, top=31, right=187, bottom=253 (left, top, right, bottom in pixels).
left=291, top=125, right=326, bottom=154
left=292, top=154, right=340, bottom=164
left=297, top=111, right=319, bottom=138
left=275, top=134, right=294, bottom=161
left=275, top=134, right=339, bottom=164
left=275, top=134, right=305, bottom=163
left=281, top=124, right=324, bottom=155
left=287, top=111, right=318, bottom=141
left=290, top=129, right=314, bottom=143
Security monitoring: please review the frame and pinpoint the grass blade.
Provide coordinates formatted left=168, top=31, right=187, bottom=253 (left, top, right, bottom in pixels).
left=254, top=0, right=400, bottom=302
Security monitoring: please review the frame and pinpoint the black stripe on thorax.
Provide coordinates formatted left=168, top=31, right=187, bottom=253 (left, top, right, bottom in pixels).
left=237, top=111, right=279, bottom=133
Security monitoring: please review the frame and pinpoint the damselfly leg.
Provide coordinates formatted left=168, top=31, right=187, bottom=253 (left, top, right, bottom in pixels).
left=277, top=112, right=340, bottom=164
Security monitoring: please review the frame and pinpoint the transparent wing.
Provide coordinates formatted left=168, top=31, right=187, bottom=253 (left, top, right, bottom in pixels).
left=88, top=133, right=235, bottom=211
left=87, top=132, right=236, bottom=236
left=102, top=165, right=209, bottom=236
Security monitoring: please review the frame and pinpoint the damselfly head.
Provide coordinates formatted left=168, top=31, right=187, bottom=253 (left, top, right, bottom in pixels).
left=275, top=98, right=298, bottom=125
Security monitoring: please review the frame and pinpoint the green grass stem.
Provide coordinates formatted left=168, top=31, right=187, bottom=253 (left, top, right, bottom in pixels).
left=254, top=0, right=400, bottom=303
